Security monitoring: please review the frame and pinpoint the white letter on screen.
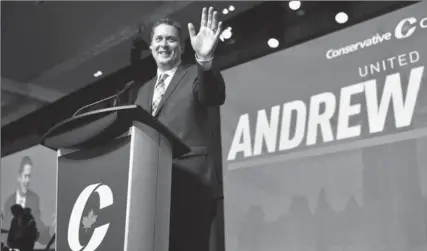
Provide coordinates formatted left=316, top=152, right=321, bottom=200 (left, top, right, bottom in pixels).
left=365, top=66, right=423, bottom=133
left=227, top=114, right=253, bottom=161
left=306, top=92, right=336, bottom=146
left=253, top=105, right=281, bottom=156
left=336, top=83, right=364, bottom=140
left=279, top=100, right=307, bottom=151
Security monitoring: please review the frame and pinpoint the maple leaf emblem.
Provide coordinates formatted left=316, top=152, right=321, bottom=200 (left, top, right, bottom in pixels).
left=81, top=209, right=98, bottom=232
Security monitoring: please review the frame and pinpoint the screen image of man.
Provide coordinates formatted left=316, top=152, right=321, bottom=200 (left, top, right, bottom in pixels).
left=133, top=6, right=225, bottom=251
left=2, top=156, right=54, bottom=247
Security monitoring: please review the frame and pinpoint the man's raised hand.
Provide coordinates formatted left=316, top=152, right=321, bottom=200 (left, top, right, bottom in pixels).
left=188, top=6, right=223, bottom=61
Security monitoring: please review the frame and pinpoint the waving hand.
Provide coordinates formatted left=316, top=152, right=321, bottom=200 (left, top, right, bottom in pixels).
left=188, top=6, right=223, bottom=61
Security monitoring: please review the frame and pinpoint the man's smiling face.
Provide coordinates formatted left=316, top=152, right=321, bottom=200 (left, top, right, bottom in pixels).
left=150, top=23, right=183, bottom=70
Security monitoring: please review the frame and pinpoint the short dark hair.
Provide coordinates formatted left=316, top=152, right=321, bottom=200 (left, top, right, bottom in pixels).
left=150, top=17, right=183, bottom=44
left=18, top=156, right=32, bottom=174
left=11, top=204, right=24, bottom=217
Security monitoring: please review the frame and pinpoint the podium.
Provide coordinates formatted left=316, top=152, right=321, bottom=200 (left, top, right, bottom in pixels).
left=42, top=105, right=190, bottom=251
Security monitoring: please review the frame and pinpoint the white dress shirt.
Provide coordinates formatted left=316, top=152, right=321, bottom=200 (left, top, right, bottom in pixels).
left=16, top=190, right=26, bottom=208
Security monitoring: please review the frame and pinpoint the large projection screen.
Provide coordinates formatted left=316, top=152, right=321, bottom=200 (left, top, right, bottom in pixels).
left=1, top=144, right=57, bottom=249
left=221, top=2, right=427, bottom=251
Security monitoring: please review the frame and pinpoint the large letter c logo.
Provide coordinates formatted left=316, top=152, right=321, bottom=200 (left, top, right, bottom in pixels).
left=395, top=17, right=417, bottom=39
left=68, top=183, right=113, bottom=251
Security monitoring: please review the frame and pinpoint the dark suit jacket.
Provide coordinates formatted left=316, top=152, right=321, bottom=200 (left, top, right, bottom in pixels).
left=134, top=63, right=226, bottom=193
left=3, top=190, right=50, bottom=245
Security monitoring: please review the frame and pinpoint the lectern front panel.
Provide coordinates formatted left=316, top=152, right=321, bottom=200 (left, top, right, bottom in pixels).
left=56, top=136, right=131, bottom=251
left=55, top=123, right=173, bottom=251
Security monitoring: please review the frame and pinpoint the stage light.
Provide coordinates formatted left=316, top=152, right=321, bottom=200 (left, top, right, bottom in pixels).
left=228, top=5, right=235, bottom=12
left=268, top=38, right=279, bottom=48
left=289, top=1, right=301, bottom=11
left=220, top=26, right=234, bottom=44
left=222, top=29, right=232, bottom=40
left=335, top=12, right=349, bottom=24
left=222, top=9, right=229, bottom=15
left=93, top=71, right=103, bottom=78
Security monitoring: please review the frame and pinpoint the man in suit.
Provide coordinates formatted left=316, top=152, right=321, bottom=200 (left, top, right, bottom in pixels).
left=134, top=6, right=225, bottom=251
left=2, top=156, right=53, bottom=247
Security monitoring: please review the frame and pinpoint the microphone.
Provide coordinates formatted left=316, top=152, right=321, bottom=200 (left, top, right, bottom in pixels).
left=73, top=80, right=135, bottom=117
left=114, top=80, right=136, bottom=104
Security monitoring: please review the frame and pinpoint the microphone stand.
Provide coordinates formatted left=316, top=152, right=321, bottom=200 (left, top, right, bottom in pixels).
left=72, top=80, right=135, bottom=117
left=44, top=234, right=56, bottom=251
left=0, top=212, right=3, bottom=250
left=73, top=25, right=147, bottom=118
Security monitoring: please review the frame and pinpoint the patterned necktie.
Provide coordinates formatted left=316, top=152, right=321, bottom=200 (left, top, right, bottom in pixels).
left=152, top=73, right=169, bottom=116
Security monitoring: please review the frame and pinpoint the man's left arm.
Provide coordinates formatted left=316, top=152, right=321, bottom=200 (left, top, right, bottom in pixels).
left=189, top=7, right=225, bottom=106
left=193, top=55, right=226, bottom=106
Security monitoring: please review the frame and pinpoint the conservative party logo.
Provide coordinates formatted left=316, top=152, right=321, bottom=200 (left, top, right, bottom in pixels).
left=325, top=13, right=427, bottom=59
left=68, top=183, right=114, bottom=251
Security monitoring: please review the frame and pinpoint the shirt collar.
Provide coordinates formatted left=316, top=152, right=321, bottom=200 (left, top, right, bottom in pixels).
left=157, top=61, right=180, bottom=78
left=16, top=190, right=26, bottom=200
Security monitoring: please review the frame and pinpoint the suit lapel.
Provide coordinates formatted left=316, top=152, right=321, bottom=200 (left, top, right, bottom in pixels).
left=154, top=65, right=188, bottom=117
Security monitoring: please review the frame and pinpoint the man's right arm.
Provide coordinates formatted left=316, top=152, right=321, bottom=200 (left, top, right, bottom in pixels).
left=3, top=195, right=13, bottom=229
